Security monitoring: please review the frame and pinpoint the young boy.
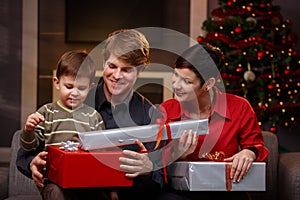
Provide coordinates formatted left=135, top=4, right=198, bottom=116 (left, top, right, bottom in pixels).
left=20, top=50, right=109, bottom=200
left=20, top=50, right=104, bottom=151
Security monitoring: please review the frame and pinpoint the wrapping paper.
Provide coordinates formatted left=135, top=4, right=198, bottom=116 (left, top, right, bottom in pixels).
left=168, top=161, right=266, bottom=191
left=46, top=145, right=133, bottom=188
left=79, top=119, right=208, bottom=150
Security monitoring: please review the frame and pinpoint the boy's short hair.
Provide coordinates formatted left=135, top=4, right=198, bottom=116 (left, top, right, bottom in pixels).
left=103, top=29, right=150, bottom=69
left=56, top=50, right=96, bottom=82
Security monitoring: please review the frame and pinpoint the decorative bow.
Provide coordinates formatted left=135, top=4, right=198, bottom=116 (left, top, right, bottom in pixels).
left=201, top=151, right=225, bottom=161
left=59, top=141, right=79, bottom=151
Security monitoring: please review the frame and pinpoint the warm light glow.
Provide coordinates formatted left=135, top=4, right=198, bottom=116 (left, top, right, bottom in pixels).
left=276, top=84, right=280, bottom=87
left=294, top=90, right=298, bottom=93
left=282, top=109, right=286, bottom=113
left=285, top=122, right=289, bottom=126
left=288, top=91, right=292, bottom=95
left=268, top=75, right=272, bottom=78
left=280, top=101, right=283, bottom=105
left=219, top=26, right=223, bottom=30
left=277, top=89, right=281, bottom=92
left=265, top=103, right=269, bottom=107
left=261, top=26, right=265, bottom=29
left=268, top=98, right=272, bottom=102
left=243, top=52, right=247, bottom=55
left=241, top=83, right=245, bottom=87
left=281, top=50, right=285, bottom=54
left=270, top=54, right=274, bottom=58
left=230, top=31, right=234, bottom=34
left=282, top=24, right=286, bottom=28
left=275, top=27, right=279, bottom=31
left=291, top=117, right=295, bottom=121
left=258, top=122, right=262, bottom=126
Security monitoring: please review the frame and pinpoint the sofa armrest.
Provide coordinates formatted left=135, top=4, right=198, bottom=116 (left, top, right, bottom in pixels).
left=0, top=167, right=9, bottom=199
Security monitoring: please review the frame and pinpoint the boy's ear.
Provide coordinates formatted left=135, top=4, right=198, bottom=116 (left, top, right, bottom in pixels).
left=53, top=77, right=60, bottom=90
left=89, top=82, right=95, bottom=90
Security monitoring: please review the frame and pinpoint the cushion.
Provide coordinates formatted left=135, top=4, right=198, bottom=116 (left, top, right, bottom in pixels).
left=279, top=152, right=300, bottom=200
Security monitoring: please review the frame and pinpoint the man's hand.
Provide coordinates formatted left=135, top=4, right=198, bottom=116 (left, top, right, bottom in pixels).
left=119, top=140, right=153, bottom=178
left=30, top=151, right=48, bottom=187
left=224, top=149, right=256, bottom=183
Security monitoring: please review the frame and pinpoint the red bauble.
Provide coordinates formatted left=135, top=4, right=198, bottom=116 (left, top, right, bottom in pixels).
left=259, top=3, right=266, bottom=8
left=257, top=51, right=265, bottom=58
left=227, top=1, right=233, bottom=6
left=197, top=36, right=204, bottom=43
left=235, top=67, right=244, bottom=73
left=282, top=38, right=287, bottom=44
left=292, top=49, right=299, bottom=56
left=234, top=26, right=243, bottom=34
left=222, top=73, right=228, bottom=78
left=267, top=84, right=275, bottom=90
left=269, top=126, right=278, bottom=133
left=284, top=69, right=291, bottom=75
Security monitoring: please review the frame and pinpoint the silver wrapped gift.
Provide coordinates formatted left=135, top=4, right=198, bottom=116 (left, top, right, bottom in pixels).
left=169, top=161, right=266, bottom=191
left=79, top=119, right=208, bottom=150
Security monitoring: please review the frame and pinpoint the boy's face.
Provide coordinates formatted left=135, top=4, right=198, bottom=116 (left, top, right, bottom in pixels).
left=53, top=75, right=93, bottom=110
left=103, top=54, right=139, bottom=100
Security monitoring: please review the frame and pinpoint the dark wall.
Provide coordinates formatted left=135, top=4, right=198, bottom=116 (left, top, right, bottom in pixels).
left=38, top=0, right=190, bottom=107
left=0, top=0, right=22, bottom=147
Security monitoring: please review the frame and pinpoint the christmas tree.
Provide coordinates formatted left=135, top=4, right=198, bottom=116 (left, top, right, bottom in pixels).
left=198, top=0, right=300, bottom=133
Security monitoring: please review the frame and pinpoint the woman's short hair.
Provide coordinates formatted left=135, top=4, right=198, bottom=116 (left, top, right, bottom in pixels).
left=175, top=43, right=224, bottom=86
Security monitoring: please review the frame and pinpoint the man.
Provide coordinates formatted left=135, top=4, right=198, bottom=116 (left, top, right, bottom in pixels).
left=17, top=29, right=164, bottom=200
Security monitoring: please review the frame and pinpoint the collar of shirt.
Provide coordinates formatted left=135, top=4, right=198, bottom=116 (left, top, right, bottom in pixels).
left=210, top=87, right=232, bottom=121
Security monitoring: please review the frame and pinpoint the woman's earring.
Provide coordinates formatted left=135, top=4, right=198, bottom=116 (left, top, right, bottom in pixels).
left=206, top=86, right=209, bottom=91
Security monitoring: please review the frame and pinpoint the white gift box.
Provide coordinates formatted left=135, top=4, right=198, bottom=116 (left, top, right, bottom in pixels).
left=169, top=161, right=266, bottom=191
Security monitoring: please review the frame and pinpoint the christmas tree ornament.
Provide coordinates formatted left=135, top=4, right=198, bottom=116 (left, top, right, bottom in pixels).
left=234, top=26, right=243, bottom=34
left=243, top=70, right=256, bottom=82
left=227, top=0, right=233, bottom=6
left=197, top=36, right=204, bottom=43
left=246, top=17, right=257, bottom=28
left=257, top=51, right=265, bottom=58
left=269, top=125, right=278, bottom=133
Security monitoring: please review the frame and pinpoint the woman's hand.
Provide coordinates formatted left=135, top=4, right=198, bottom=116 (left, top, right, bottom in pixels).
left=223, top=149, right=256, bottom=183
left=30, top=151, right=48, bottom=187
left=175, top=130, right=198, bottom=160
left=119, top=140, right=153, bottom=178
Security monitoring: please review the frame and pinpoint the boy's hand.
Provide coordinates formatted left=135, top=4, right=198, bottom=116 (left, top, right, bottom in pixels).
left=25, top=113, right=44, bottom=132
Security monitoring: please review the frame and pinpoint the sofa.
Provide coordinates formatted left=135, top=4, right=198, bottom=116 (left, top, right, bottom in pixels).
left=0, top=130, right=299, bottom=200
left=0, top=130, right=41, bottom=200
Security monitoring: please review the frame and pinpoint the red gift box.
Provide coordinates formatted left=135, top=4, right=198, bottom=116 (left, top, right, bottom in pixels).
left=46, top=145, right=133, bottom=188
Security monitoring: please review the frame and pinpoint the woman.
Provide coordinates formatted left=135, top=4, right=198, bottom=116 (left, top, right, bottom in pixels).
left=159, top=43, right=269, bottom=200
